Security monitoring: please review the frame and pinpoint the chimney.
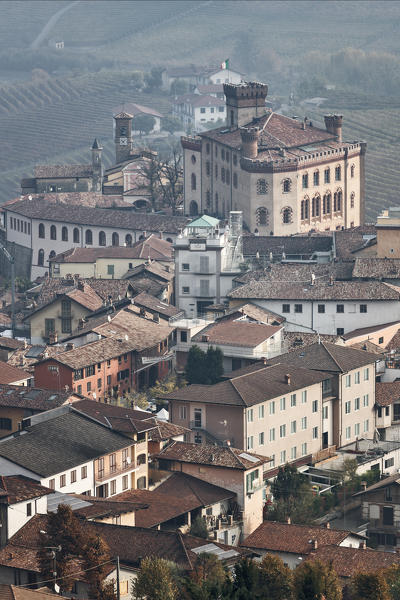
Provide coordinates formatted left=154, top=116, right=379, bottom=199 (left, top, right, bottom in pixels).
left=65, top=343, right=74, bottom=352
left=240, top=127, right=260, bottom=159
left=312, top=539, right=318, bottom=550
left=77, top=280, right=84, bottom=292
left=202, top=334, right=210, bottom=342
left=361, top=481, right=367, bottom=491
left=359, top=540, right=367, bottom=549
left=261, top=357, right=267, bottom=365
left=285, top=373, right=291, bottom=385
left=324, top=114, right=343, bottom=143
left=325, top=522, right=330, bottom=529
left=286, top=516, right=291, bottom=524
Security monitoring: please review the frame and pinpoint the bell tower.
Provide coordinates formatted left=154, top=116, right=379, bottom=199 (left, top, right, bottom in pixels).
left=114, top=111, right=133, bottom=164
left=91, top=138, right=103, bottom=191
left=224, top=82, right=268, bottom=129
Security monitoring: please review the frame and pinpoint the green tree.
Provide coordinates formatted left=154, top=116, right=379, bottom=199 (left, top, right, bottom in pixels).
left=161, top=115, right=183, bottom=134
left=293, top=560, right=341, bottom=600
left=189, top=515, right=208, bottom=539
left=352, top=572, right=390, bottom=600
left=258, top=553, right=293, bottom=600
left=132, top=556, right=178, bottom=600
left=181, top=553, right=232, bottom=600
left=232, top=557, right=261, bottom=599
left=268, top=464, right=318, bottom=524
left=206, top=346, right=224, bottom=384
left=185, top=345, right=208, bottom=385
left=81, top=534, right=115, bottom=600
left=134, top=113, right=156, bottom=136
left=144, top=67, right=163, bottom=92
left=170, top=79, right=190, bottom=96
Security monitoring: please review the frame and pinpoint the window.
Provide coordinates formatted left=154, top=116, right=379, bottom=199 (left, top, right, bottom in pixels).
left=350, top=192, right=355, bottom=208
left=221, top=167, right=225, bottom=183
left=355, top=423, right=360, bottom=436
left=385, top=457, right=394, bottom=470
left=301, top=417, right=307, bottom=430
left=393, top=404, right=400, bottom=421
left=360, top=304, right=367, bottom=313
left=322, top=379, right=332, bottom=395
left=282, top=304, right=290, bottom=313
left=364, top=419, right=369, bottom=432
left=215, top=164, right=218, bottom=179
left=379, top=336, right=384, bottom=344
left=122, top=448, right=129, bottom=469
left=107, top=375, right=111, bottom=385
left=112, top=232, right=119, bottom=246
left=182, top=286, right=190, bottom=294
left=280, top=397, right=286, bottom=411
left=259, top=405, right=264, bottom=419
left=200, top=256, right=209, bottom=272
left=291, top=420, right=296, bottom=434
left=336, top=304, right=344, bottom=313
left=323, top=405, right=328, bottom=419
left=219, top=106, right=224, bottom=113
left=313, top=171, right=319, bottom=186
left=200, top=107, right=205, bottom=113
left=45, top=318, right=55, bottom=337
left=345, top=400, right=351, bottom=414
left=77, top=385, right=82, bottom=394
left=137, top=476, right=146, bottom=489
left=73, top=227, right=80, bottom=243
left=256, top=206, right=268, bottom=226
left=0, top=418, right=11, bottom=430
left=62, top=226, right=68, bottom=241
left=383, top=506, right=394, bottom=526
left=97, top=457, right=104, bottom=478
left=361, top=394, right=369, bottom=408
left=282, top=207, right=293, bottom=224
left=60, top=474, right=66, bottom=487
left=385, top=487, right=393, bottom=502
left=354, top=397, right=360, bottom=411
left=301, top=390, right=307, bottom=404
left=199, top=279, right=209, bottom=296
left=71, top=470, right=77, bottom=483
left=26, top=503, right=32, bottom=517
left=109, top=453, right=117, bottom=473
left=256, top=179, right=268, bottom=194
left=294, top=304, right=303, bottom=313
left=318, top=304, right=325, bottom=313
left=354, top=371, right=360, bottom=384
left=312, top=400, right=318, bottom=413
left=247, top=436, right=253, bottom=450
left=107, top=264, right=115, bottom=277
left=85, top=365, right=95, bottom=377
left=345, top=375, right=351, bottom=388
left=312, top=195, right=320, bottom=217
left=233, top=154, right=237, bottom=166
left=269, top=401, right=275, bottom=415
left=280, top=450, right=286, bottom=464
left=247, top=409, right=254, bottom=423
left=301, top=197, right=309, bottom=220
left=49, top=479, right=55, bottom=489
left=269, top=428, right=275, bottom=442
left=259, top=432, right=264, bottom=445
left=302, top=173, right=308, bottom=189
left=351, top=165, right=355, bottom=178
left=180, top=331, right=188, bottom=344
left=81, top=466, right=87, bottom=479
left=283, top=179, right=291, bottom=193
left=38, top=223, right=45, bottom=238
left=110, top=480, right=116, bottom=495
left=122, top=475, right=128, bottom=490
left=324, top=168, right=330, bottom=184
left=49, top=225, right=57, bottom=240
left=290, top=394, right=296, bottom=407
left=280, top=424, right=286, bottom=438
left=335, top=166, right=341, bottom=181
left=246, top=469, right=259, bottom=493
left=191, top=154, right=196, bottom=164
left=233, top=172, right=238, bottom=188
left=345, top=426, right=351, bottom=440
left=301, top=442, right=307, bottom=456
left=291, top=446, right=297, bottom=460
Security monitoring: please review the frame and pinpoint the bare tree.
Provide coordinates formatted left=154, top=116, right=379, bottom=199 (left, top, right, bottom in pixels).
left=136, top=154, right=161, bottom=212
left=157, top=146, right=183, bottom=215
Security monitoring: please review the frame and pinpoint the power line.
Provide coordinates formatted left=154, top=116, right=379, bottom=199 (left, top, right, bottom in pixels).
left=15, top=558, right=115, bottom=589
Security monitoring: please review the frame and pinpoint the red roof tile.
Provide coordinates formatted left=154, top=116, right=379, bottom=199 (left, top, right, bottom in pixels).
left=307, top=544, right=400, bottom=578
left=375, top=382, right=400, bottom=407
left=0, top=361, right=30, bottom=384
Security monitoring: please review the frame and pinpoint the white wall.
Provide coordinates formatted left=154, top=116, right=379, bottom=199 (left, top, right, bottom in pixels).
left=7, top=494, right=48, bottom=538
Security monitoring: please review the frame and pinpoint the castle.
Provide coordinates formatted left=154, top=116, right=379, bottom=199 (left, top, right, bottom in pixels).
left=182, top=81, right=366, bottom=235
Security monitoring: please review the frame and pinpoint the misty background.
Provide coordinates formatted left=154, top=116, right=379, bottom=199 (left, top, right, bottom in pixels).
left=0, top=0, right=399, bottom=220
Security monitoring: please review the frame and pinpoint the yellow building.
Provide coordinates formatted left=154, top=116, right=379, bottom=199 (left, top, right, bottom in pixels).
left=376, top=207, right=400, bottom=258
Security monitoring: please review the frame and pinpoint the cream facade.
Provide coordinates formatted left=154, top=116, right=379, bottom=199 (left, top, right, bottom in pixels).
left=52, top=255, right=172, bottom=280
left=27, top=296, right=93, bottom=344
left=376, top=207, right=400, bottom=258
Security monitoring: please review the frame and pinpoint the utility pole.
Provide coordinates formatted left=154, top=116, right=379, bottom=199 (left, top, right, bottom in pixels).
left=0, top=242, right=15, bottom=338
left=116, top=555, right=120, bottom=600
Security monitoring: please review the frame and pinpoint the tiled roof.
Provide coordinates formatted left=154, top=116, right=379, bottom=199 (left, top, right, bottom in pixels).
left=123, top=261, right=174, bottom=282
left=34, top=165, right=93, bottom=178
left=132, top=292, right=182, bottom=318
left=196, top=84, right=224, bottom=94
left=353, top=257, right=400, bottom=279
left=0, top=411, right=133, bottom=477
left=191, top=320, right=281, bottom=348
left=0, top=585, right=62, bottom=599
left=6, top=198, right=189, bottom=233
left=334, top=228, right=376, bottom=260
left=385, top=329, right=400, bottom=352
left=343, top=320, right=400, bottom=341
left=267, top=342, right=381, bottom=373
left=0, top=338, right=24, bottom=350
left=175, top=93, right=225, bottom=108
left=7, top=192, right=130, bottom=209
left=284, top=331, right=342, bottom=351
left=42, top=336, right=133, bottom=369
left=353, top=473, right=400, bottom=496
left=220, top=303, right=285, bottom=325
left=116, top=472, right=234, bottom=528
left=70, top=494, right=148, bottom=519
left=113, top=103, right=163, bottom=118
left=149, top=420, right=190, bottom=442
left=33, top=277, right=132, bottom=307
left=242, top=235, right=333, bottom=257
left=0, top=475, right=53, bottom=504
left=350, top=340, right=383, bottom=354
left=163, top=362, right=330, bottom=407
left=375, top=382, right=400, bottom=407
left=242, top=521, right=357, bottom=554
left=307, top=544, right=400, bottom=578
left=0, top=361, right=30, bottom=384
left=229, top=279, right=400, bottom=301
left=0, top=385, right=75, bottom=411
left=157, top=441, right=269, bottom=470
left=72, top=398, right=153, bottom=425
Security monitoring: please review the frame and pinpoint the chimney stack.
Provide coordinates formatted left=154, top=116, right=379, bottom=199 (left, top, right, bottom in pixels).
left=286, top=516, right=291, bottom=524
left=240, top=127, right=260, bottom=159
left=361, top=481, right=367, bottom=491
left=325, top=522, right=330, bottom=529
left=285, top=373, right=291, bottom=385
left=324, top=114, right=343, bottom=143
left=312, top=539, right=318, bottom=550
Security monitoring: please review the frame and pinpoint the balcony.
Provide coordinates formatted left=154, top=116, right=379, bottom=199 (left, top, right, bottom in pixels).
left=95, top=463, right=136, bottom=483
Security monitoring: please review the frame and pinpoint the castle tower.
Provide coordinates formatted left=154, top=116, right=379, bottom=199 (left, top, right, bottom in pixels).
left=324, top=114, right=343, bottom=142
left=91, top=138, right=103, bottom=191
left=114, top=111, right=133, bottom=164
left=223, top=82, right=268, bottom=129
left=240, top=127, right=260, bottom=159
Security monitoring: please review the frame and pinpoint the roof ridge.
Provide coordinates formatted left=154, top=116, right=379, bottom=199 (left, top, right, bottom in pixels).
left=177, top=532, right=193, bottom=570
left=320, top=342, right=343, bottom=371
left=228, top=446, right=246, bottom=469
left=228, top=378, right=249, bottom=406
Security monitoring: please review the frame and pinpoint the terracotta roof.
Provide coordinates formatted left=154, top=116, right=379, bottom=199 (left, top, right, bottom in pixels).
left=40, top=336, right=133, bottom=369
left=0, top=338, right=25, bottom=350
left=7, top=192, right=131, bottom=209
left=350, top=340, right=383, bottom=354
left=0, top=475, right=53, bottom=504
left=72, top=397, right=153, bottom=424
left=267, top=341, right=381, bottom=373
left=334, top=228, right=376, bottom=260
left=149, top=420, right=190, bottom=442
left=0, top=361, right=30, bottom=384
left=0, top=385, right=76, bottom=411
left=175, top=93, right=225, bottom=108
left=229, top=279, right=400, bottom=301
left=6, top=198, right=189, bottom=233
left=375, top=382, right=400, bottom=407
left=132, top=292, right=182, bottom=318
left=306, top=544, right=400, bottom=578
left=242, top=521, right=358, bottom=554
left=0, top=410, right=133, bottom=477
left=284, top=331, right=342, bottom=351
left=385, top=329, right=400, bottom=352
left=343, top=321, right=400, bottom=341
left=353, top=257, right=400, bottom=279
left=157, top=441, right=269, bottom=470
left=192, top=320, right=282, bottom=348
left=70, top=494, right=148, bottom=519
left=164, top=362, right=331, bottom=407
left=220, top=303, right=285, bottom=325
left=235, top=262, right=353, bottom=285
left=242, top=235, right=333, bottom=258
left=34, top=165, right=93, bottom=178
left=0, top=585, right=62, bottom=599
left=113, top=103, right=163, bottom=118
left=32, top=277, right=132, bottom=308
left=123, top=261, right=174, bottom=282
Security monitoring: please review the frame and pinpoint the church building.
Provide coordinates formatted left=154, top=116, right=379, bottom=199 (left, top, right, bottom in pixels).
left=182, top=81, right=366, bottom=235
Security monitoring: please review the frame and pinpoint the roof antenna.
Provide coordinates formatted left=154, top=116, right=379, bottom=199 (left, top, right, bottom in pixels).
left=317, top=333, right=321, bottom=344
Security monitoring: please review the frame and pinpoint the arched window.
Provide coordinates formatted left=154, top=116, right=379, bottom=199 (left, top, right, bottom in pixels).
left=233, top=173, right=238, bottom=188
left=137, top=453, right=146, bottom=465
left=313, top=171, right=320, bottom=186
left=257, top=179, right=268, bottom=195
left=335, top=165, right=341, bottom=181
left=334, top=189, right=342, bottom=212
left=50, top=225, right=57, bottom=240
left=221, top=167, right=225, bottom=183
left=73, top=228, right=80, bottom=243
left=282, top=178, right=291, bottom=193
left=125, top=234, right=132, bottom=247
left=85, top=229, right=93, bottom=245
left=191, top=154, right=196, bottom=164
left=282, top=207, right=293, bottom=224
left=351, top=165, right=355, bottom=178
left=38, top=223, right=45, bottom=239
left=112, top=232, right=120, bottom=246
left=350, top=192, right=355, bottom=208
left=206, top=190, right=211, bottom=209
left=99, top=231, right=106, bottom=246
left=256, top=207, right=268, bottom=226
left=191, top=173, right=196, bottom=191
left=323, top=193, right=331, bottom=214
left=38, top=249, right=44, bottom=266
left=233, top=154, right=237, bottom=166
left=301, top=197, right=309, bottom=220
left=312, top=195, right=320, bottom=218
left=62, top=226, right=68, bottom=242
left=189, top=201, right=198, bottom=216
left=49, top=250, right=56, bottom=260
left=226, top=169, right=230, bottom=184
